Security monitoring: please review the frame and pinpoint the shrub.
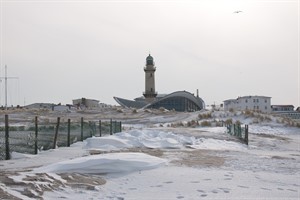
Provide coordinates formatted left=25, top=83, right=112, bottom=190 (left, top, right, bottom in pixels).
left=201, top=121, right=211, bottom=127
left=224, top=118, right=233, bottom=125
left=117, top=108, right=123, bottom=113
left=132, top=109, right=138, bottom=113
left=187, top=120, right=198, bottom=127
left=198, top=112, right=212, bottom=120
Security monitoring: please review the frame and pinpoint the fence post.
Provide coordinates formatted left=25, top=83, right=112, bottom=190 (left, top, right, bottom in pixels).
left=5, top=115, right=10, bottom=160
left=99, top=120, right=102, bottom=137
left=81, top=117, right=84, bottom=141
left=119, top=121, right=122, bottom=133
left=35, top=116, right=38, bottom=154
left=245, top=125, right=249, bottom=145
left=67, top=119, right=71, bottom=147
left=110, top=118, right=113, bottom=135
left=53, top=117, right=60, bottom=149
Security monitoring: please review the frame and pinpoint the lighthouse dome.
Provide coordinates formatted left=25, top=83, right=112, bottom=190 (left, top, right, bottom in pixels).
left=146, top=54, right=153, bottom=60
left=146, top=54, right=154, bottom=65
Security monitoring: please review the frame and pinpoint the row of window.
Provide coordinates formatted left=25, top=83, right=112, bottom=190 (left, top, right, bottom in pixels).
left=246, top=106, right=268, bottom=110
left=245, top=99, right=268, bottom=103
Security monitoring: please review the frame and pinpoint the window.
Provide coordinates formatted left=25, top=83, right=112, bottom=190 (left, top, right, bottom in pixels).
left=150, top=73, right=152, bottom=77
left=265, top=106, right=267, bottom=110
left=253, top=99, right=255, bottom=103
left=245, top=99, right=248, bottom=103
left=257, top=99, right=259, bottom=103
left=265, top=99, right=267, bottom=103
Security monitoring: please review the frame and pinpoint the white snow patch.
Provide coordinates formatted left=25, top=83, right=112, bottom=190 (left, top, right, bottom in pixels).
left=190, top=138, right=248, bottom=151
left=33, top=152, right=166, bottom=174
left=85, top=130, right=195, bottom=150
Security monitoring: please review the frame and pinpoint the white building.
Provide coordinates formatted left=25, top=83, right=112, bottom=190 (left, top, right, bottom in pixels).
left=224, top=96, right=271, bottom=113
left=73, top=98, right=100, bottom=108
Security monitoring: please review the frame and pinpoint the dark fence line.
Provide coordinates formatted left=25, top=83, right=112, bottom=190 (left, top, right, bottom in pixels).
left=226, top=123, right=249, bottom=145
left=0, top=115, right=122, bottom=160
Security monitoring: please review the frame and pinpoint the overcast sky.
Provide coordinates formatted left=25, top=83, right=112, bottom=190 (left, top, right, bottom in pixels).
left=0, top=0, right=299, bottom=107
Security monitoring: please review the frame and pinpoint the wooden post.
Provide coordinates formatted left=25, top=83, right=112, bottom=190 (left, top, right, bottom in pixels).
left=67, top=119, right=71, bottom=147
left=53, top=117, right=60, bottom=149
left=81, top=117, right=84, bottom=141
left=119, top=121, right=122, bottom=132
left=110, top=118, right=113, bottom=135
left=99, top=120, right=102, bottom=137
left=5, top=115, right=10, bottom=160
left=34, top=116, right=38, bottom=154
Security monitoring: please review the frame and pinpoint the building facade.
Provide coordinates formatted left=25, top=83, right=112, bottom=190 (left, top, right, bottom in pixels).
left=73, top=98, right=99, bottom=108
left=271, top=105, right=294, bottom=112
left=224, top=96, right=271, bottom=113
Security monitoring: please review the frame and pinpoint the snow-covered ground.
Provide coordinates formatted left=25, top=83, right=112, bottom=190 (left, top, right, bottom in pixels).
left=0, top=108, right=299, bottom=199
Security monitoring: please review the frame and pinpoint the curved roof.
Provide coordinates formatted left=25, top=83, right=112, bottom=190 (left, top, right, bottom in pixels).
left=114, top=91, right=205, bottom=112
left=144, top=91, right=205, bottom=111
left=113, top=96, right=147, bottom=109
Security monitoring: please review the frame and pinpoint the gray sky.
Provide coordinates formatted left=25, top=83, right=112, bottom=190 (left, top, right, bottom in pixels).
left=0, top=0, right=299, bottom=107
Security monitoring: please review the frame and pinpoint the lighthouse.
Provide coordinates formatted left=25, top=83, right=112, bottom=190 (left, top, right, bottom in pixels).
left=143, top=54, right=157, bottom=102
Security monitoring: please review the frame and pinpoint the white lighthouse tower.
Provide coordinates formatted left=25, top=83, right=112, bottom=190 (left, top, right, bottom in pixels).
left=143, top=54, right=157, bottom=102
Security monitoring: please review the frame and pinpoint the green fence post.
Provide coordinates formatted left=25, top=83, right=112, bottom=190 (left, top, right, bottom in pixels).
left=99, top=120, right=102, bottom=137
left=5, top=114, right=10, bottom=160
left=110, top=119, right=113, bottom=135
left=81, top=117, right=84, bottom=141
left=35, top=116, right=38, bottom=154
left=53, top=117, right=60, bottom=149
left=67, top=119, right=71, bottom=147
left=245, top=125, right=249, bottom=145
left=119, top=121, right=122, bottom=132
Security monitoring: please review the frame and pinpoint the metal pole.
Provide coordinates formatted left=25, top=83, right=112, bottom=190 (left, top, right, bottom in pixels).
left=53, top=117, right=60, bottom=149
left=81, top=117, right=84, bottom=141
left=110, top=118, right=112, bottom=135
left=5, top=114, right=10, bottom=160
left=5, top=65, right=7, bottom=110
left=67, top=119, right=71, bottom=147
left=245, top=125, right=249, bottom=145
left=34, top=116, right=38, bottom=154
left=99, top=120, right=102, bottom=137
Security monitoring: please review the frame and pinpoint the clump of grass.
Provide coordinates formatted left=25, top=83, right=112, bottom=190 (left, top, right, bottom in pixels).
left=170, top=121, right=184, bottom=128
left=224, top=118, right=233, bottom=125
left=132, top=109, right=138, bottom=113
left=201, top=121, right=211, bottom=127
left=198, top=112, right=212, bottom=120
left=117, top=108, right=123, bottom=113
left=187, top=120, right=199, bottom=127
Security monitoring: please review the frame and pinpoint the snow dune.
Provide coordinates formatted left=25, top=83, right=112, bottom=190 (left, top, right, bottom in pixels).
left=34, top=152, right=166, bottom=174
left=84, top=129, right=246, bottom=151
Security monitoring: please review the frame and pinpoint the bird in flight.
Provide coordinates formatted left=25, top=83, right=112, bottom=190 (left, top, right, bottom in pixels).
left=233, top=11, right=242, bottom=14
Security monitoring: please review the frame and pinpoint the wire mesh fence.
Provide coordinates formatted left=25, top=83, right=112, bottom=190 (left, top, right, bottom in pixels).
left=0, top=115, right=122, bottom=160
left=226, top=123, right=249, bottom=145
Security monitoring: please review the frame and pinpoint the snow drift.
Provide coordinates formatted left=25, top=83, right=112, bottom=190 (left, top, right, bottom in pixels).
left=34, top=152, right=166, bottom=174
